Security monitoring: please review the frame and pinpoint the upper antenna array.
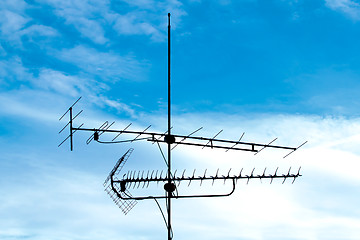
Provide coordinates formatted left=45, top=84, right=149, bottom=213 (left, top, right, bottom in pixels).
left=59, top=102, right=306, bottom=157
left=59, top=13, right=306, bottom=240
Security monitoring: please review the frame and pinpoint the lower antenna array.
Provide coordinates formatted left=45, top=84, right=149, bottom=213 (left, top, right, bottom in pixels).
left=103, top=149, right=301, bottom=208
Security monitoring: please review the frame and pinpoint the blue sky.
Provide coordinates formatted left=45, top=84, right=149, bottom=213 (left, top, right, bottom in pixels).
left=1, top=0, right=360, bottom=239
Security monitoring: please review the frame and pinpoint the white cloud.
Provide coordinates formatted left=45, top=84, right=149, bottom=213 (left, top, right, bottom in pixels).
left=55, top=45, right=147, bottom=82
left=0, top=81, right=137, bottom=124
left=0, top=48, right=142, bottom=122
left=95, top=96, right=137, bottom=118
left=0, top=0, right=187, bottom=45
left=0, top=45, right=6, bottom=57
left=0, top=8, right=59, bottom=46
left=109, top=0, right=187, bottom=42
left=112, top=12, right=164, bottom=41
left=0, top=57, right=33, bottom=85
left=0, top=10, right=30, bottom=44
left=326, top=0, right=360, bottom=20
left=72, top=17, right=108, bottom=44
left=0, top=57, right=86, bottom=96
left=2, top=112, right=360, bottom=239
left=36, top=0, right=110, bottom=44
left=35, top=0, right=186, bottom=43
left=0, top=90, right=74, bottom=123
left=21, top=24, right=59, bottom=38
left=0, top=0, right=28, bottom=12
left=36, top=69, right=87, bottom=97
left=0, top=57, right=138, bottom=122
left=165, top=114, right=360, bottom=239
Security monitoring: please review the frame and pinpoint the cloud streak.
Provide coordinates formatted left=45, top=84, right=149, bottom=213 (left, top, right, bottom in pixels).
left=326, top=0, right=360, bottom=20
left=34, top=0, right=186, bottom=43
left=55, top=45, right=147, bottom=82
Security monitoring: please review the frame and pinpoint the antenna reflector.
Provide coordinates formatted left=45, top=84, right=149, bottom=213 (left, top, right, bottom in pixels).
left=58, top=110, right=83, bottom=134
left=58, top=123, right=84, bottom=148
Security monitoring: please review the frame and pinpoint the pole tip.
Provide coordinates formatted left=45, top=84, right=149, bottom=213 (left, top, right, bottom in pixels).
left=168, top=13, right=171, bottom=17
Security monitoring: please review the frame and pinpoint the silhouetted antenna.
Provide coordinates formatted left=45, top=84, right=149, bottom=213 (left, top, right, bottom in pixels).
left=226, top=132, right=245, bottom=152
left=171, top=127, right=202, bottom=150
left=86, top=121, right=115, bottom=144
left=254, top=137, right=277, bottom=155
left=59, top=96, right=82, bottom=121
left=115, top=166, right=301, bottom=191
left=112, top=123, right=132, bottom=141
left=152, top=127, right=173, bottom=145
left=58, top=97, right=83, bottom=151
left=131, top=125, right=151, bottom=142
left=103, top=148, right=137, bottom=215
left=202, top=130, right=223, bottom=149
left=59, top=14, right=307, bottom=240
left=283, top=141, right=308, bottom=158
left=106, top=149, right=302, bottom=201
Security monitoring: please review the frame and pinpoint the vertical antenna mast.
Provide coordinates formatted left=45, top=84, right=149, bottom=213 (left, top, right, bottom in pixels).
left=70, top=107, right=73, bottom=151
left=168, top=13, right=171, bottom=137
left=167, top=12, right=172, bottom=240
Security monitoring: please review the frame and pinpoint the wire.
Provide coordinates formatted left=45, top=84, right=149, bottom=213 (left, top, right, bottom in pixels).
left=156, top=140, right=169, bottom=167
left=153, top=197, right=173, bottom=239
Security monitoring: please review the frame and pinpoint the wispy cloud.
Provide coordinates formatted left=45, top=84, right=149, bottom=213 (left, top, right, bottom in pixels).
left=21, top=24, right=59, bottom=39
left=35, top=0, right=110, bottom=44
left=0, top=57, right=33, bottom=86
left=0, top=10, right=30, bottom=45
left=0, top=56, right=139, bottom=122
left=35, top=0, right=186, bottom=43
left=110, top=0, right=186, bottom=41
left=0, top=2, right=59, bottom=47
left=36, top=69, right=88, bottom=97
left=326, top=0, right=360, bottom=20
left=55, top=45, right=147, bottom=82
left=0, top=0, right=28, bottom=11
left=94, top=95, right=137, bottom=118
left=284, top=67, right=360, bottom=115
left=112, top=12, right=164, bottom=41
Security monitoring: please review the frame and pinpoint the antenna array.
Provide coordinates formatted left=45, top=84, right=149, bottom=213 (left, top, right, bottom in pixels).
left=58, top=13, right=306, bottom=240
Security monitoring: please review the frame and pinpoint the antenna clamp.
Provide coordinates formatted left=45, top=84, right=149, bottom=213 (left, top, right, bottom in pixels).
left=164, top=134, right=176, bottom=144
left=164, top=182, right=176, bottom=193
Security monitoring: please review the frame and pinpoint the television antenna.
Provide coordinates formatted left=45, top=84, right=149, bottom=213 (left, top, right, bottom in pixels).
left=59, top=13, right=307, bottom=240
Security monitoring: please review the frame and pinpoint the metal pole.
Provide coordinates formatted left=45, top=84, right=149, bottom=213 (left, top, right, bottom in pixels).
left=70, top=107, right=73, bottom=151
left=167, top=12, right=172, bottom=240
